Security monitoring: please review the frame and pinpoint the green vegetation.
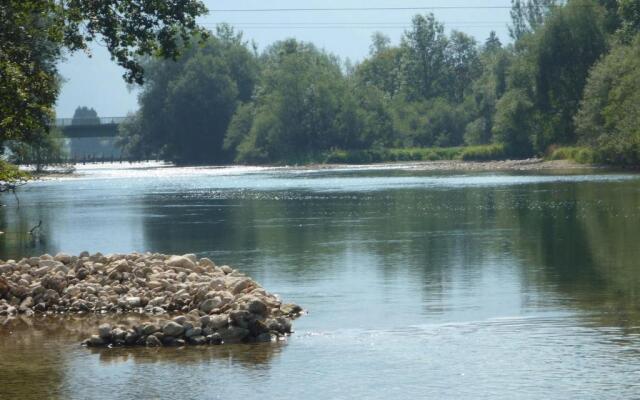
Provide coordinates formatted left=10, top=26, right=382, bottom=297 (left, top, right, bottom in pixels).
left=546, top=146, right=596, bottom=164
left=0, top=160, right=29, bottom=193
left=4, top=0, right=640, bottom=168
left=115, top=0, right=640, bottom=166
left=0, top=0, right=207, bottom=184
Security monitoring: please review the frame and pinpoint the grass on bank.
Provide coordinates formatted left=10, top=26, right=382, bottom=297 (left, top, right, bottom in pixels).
left=546, top=146, right=596, bottom=164
left=324, top=144, right=507, bottom=164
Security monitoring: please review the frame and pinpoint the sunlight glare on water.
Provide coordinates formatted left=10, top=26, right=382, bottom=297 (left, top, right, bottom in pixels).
left=2, top=163, right=640, bottom=399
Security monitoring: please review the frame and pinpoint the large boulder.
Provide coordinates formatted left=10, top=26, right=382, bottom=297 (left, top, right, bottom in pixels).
left=166, top=255, right=196, bottom=270
left=199, top=298, right=222, bottom=314
left=163, top=321, right=185, bottom=337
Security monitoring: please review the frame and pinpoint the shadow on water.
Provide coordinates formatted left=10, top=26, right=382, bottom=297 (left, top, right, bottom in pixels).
left=0, top=314, right=285, bottom=399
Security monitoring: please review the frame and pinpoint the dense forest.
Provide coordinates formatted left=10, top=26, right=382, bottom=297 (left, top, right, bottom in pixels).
left=116, top=0, right=640, bottom=166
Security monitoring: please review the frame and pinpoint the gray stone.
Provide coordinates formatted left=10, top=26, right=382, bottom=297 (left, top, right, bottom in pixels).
left=217, top=326, right=250, bottom=343
left=188, top=335, right=207, bottom=345
left=209, top=314, right=229, bottom=329
left=126, top=297, right=141, bottom=308
left=166, top=255, right=196, bottom=270
left=124, top=330, right=139, bottom=345
left=163, top=321, right=185, bottom=337
left=199, top=298, right=221, bottom=314
left=207, top=333, right=223, bottom=345
left=247, top=297, right=268, bottom=316
left=142, top=324, right=160, bottom=336
left=88, top=335, right=106, bottom=346
left=111, top=328, right=126, bottom=342
left=185, top=327, right=202, bottom=338
left=145, top=335, right=162, bottom=347
left=98, top=323, right=112, bottom=339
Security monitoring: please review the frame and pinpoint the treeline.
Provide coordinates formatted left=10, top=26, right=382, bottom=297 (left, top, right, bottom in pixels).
left=118, top=0, right=640, bottom=165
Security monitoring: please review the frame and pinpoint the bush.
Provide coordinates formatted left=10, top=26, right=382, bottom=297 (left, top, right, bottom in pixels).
left=460, top=144, right=506, bottom=161
left=546, top=146, right=595, bottom=164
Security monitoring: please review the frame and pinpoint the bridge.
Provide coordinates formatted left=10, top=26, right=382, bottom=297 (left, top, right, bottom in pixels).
left=53, top=117, right=127, bottom=161
left=55, top=117, right=126, bottom=138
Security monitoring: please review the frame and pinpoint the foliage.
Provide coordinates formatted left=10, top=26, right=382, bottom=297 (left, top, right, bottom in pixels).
left=576, top=37, right=640, bottom=165
left=71, top=106, right=100, bottom=125
left=120, top=4, right=640, bottom=166
left=460, top=144, right=507, bottom=161
left=529, top=0, right=607, bottom=150
left=492, top=89, right=536, bottom=157
left=118, top=27, right=259, bottom=164
left=546, top=146, right=596, bottom=163
left=224, top=39, right=394, bottom=164
left=0, top=160, right=30, bottom=188
left=6, top=129, right=68, bottom=172
left=0, top=0, right=207, bottom=147
left=509, top=0, right=559, bottom=39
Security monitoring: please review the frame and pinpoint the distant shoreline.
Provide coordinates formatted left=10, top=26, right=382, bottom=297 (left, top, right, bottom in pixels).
left=23, top=158, right=620, bottom=180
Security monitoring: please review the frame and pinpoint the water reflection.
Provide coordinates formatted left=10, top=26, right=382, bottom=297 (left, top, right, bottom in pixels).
left=2, top=166, right=640, bottom=398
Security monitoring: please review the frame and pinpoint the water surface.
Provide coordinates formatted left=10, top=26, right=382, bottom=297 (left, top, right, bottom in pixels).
left=2, top=163, right=640, bottom=399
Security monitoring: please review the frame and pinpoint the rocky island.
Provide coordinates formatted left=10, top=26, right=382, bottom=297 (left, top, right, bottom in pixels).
left=0, top=252, right=302, bottom=347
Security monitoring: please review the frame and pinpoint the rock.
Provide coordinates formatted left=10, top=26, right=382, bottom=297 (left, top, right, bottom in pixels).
left=0, top=277, right=9, bottom=297
left=111, top=328, right=126, bottom=342
left=199, top=298, right=221, bottom=314
left=209, top=314, right=229, bottom=329
left=188, top=335, right=207, bottom=345
left=142, top=323, right=160, bottom=336
left=54, top=253, right=72, bottom=264
left=207, top=333, right=223, bottom=345
left=88, top=335, right=106, bottom=346
left=199, top=315, right=211, bottom=327
left=145, top=335, right=162, bottom=347
left=230, top=310, right=253, bottom=329
left=199, top=258, right=215, bottom=268
left=217, top=326, right=250, bottom=343
left=228, top=278, right=252, bottom=294
left=166, top=255, right=196, bottom=270
left=247, top=297, right=268, bottom=317
left=19, top=296, right=33, bottom=312
left=163, top=321, right=185, bottom=337
left=2, top=251, right=301, bottom=347
left=185, top=327, right=202, bottom=338
left=112, top=259, right=131, bottom=273
left=98, top=323, right=112, bottom=339
left=124, top=330, right=139, bottom=345
left=256, top=333, right=275, bottom=343
left=280, top=303, right=302, bottom=316
left=126, top=297, right=141, bottom=308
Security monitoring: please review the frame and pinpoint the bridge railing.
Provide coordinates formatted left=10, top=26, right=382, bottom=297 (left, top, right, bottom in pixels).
left=55, top=116, right=128, bottom=127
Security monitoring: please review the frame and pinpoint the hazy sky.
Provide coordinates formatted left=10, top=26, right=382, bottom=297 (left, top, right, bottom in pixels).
left=55, top=0, right=513, bottom=118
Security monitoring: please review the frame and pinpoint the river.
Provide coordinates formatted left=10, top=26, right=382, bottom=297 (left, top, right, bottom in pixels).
left=1, top=163, right=640, bottom=399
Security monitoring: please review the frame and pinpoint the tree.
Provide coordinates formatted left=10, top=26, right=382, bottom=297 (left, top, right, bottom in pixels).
left=576, top=37, right=640, bottom=164
left=464, top=39, right=512, bottom=145
left=509, top=0, right=559, bottom=40
left=492, top=89, right=536, bottom=157
left=531, top=0, right=607, bottom=149
left=400, top=14, right=450, bottom=101
left=118, top=28, right=259, bottom=164
left=6, top=130, right=68, bottom=172
left=71, top=107, right=100, bottom=125
left=355, top=39, right=404, bottom=97
left=1, top=0, right=207, bottom=145
left=618, top=0, right=640, bottom=42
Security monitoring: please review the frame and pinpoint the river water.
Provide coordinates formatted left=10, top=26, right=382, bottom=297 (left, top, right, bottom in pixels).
left=1, top=163, right=640, bottom=399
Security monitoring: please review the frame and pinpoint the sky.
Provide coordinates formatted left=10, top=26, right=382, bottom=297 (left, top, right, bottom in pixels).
left=54, top=0, right=513, bottom=118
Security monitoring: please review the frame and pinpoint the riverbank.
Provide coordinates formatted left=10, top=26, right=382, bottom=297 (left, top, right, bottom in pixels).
left=302, top=158, right=603, bottom=172
left=0, top=252, right=302, bottom=347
